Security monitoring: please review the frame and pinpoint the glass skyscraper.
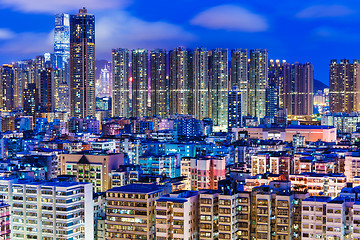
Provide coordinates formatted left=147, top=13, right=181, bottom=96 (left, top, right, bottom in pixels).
left=70, top=8, right=95, bottom=118
left=54, top=13, right=70, bottom=70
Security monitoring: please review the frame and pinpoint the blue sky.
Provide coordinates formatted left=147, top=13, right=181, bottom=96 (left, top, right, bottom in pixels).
left=0, top=0, right=359, bottom=84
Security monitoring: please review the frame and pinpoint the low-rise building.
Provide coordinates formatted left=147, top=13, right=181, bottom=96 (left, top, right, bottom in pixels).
left=289, top=173, right=346, bottom=197
left=156, top=190, right=199, bottom=240
left=60, top=152, right=125, bottom=192
left=0, top=179, right=93, bottom=240
left=190, top=155, right=226, bottom=191
left=105, top=184, right=164, bottom=239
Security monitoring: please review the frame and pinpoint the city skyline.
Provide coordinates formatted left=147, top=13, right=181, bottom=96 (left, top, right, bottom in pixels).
left=0, top=1, right=360, bottom=84
left=2, top=3, right=360, bottom=240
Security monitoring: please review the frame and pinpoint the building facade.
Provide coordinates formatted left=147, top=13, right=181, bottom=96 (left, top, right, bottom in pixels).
left=105, top=184, right=164, bottom=239
left=169, top=47, right=190, bottom=115
left=248, top=49, right=268, bottom=119
left=60, top=153, right=125, bottom=192
left=210, top=48, right=229, bottom=131
left=70, top=8, right=96, bottom=118
left=193, top=47, right=209, bottom=120
left=150, top=49, right=167, bottom=117
left=283, top=63, right=314, bottom=116
left=329, top=59, right=360, bottom=113
left=231, top=49, right=248, bottom=116
left=132, top=49, right=149, bottom=117
left=112, top=48, right=130, bottom=117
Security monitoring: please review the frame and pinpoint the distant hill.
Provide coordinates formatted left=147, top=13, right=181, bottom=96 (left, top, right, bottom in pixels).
left=314, top=79, right=328, bottom=92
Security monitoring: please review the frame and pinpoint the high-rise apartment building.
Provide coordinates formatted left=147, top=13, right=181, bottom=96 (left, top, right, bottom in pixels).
left=228, top=85, right=242, bottom=129
left=150, top=49, right=167, bottom=117
left=15, top=61, right=35, bottom=110
left=23, top=83, right=39, bottom=117
left=193, top=47, right=209, bottom=120
left=112, top=48, right=130, bottom=117
left=58, top=82, right=70, bottom=112
left=231, top=49, right=248, bottom=116
left=53, top=68, right=70, bottom=112
left=132, top=49, right=149, bottom=117
left=54, top=13, right=70, bottom=70
left=70, top=8, right=96, bottom=118
left=265, top=83, right=279, bottom=118
left=1, top=65, right=15, bottom=111
left=210, top=48, right=229, bottom=131
left=268, top=59, right=286, bottom=108
left=0, top=180, right=94, bottom=240
left=169, top=47, right=190, bottom=115
left=105, top=184, right=164, bottom=239
left=39, top=68, right=54, bottom=112
left=284, top=63, right=314, bottom=116
left=329, top=59, right=360, bottom=113
left=248, top=49, right=268, bottom=119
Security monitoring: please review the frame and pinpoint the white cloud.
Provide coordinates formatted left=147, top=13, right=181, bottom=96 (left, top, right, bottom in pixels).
left=96, top=11, right=195, bottom=55
left=0, top=0, right=131, bottom=13
left=190, top=4, right=268, bottom=32
left=312, top=26, right=360, bottom=43
left=0, top=31, right=53, bottom=56
left=0, top=28, right=15, bottom=39
left=297, top=5, right=354, bottom=18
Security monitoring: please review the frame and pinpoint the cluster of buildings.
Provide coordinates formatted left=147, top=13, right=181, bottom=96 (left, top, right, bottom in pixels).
left=0, top=8, right=317, bottom=134
left=2, top=5, right=360, bottom=240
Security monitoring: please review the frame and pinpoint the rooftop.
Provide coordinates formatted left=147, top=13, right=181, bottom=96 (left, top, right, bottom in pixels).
left=107, top=183, right=164, bottom=194
left=286, top=125, right=335, bottom=130
left=303, top=196, right=332, bottom=202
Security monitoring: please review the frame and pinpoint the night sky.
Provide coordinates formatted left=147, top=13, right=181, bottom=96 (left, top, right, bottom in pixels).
left=0, top=0, right=359, bottom=84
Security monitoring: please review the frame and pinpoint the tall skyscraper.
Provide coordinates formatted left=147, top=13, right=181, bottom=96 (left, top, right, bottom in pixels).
left=1, top=64, right=15, bottom=111
left=169, top=47, right=190, bottom=115
left=284, top=63, right=314, bottom=116
left=70, top=8, right=95, bottom=118
left=150, top=49, right=167, bottom=117
left=210, top=48, right=229, bottom=131
left=265, top=83, right=278, bottom=118
left=132, top=49, right=149, bottom=117
left=192, top=47, right=209, bottom=120
left=231, top=49, right=248, bottom=116
left=248, top=49, right=268, bottom=119
left=23, top=83, right=39, bottom=116
left=39, top=68, right=54, bottom=112
left=53, top=69, right=62, bottom=111
left=57, top=82, right=70, bottom=112
left=112, top=48, right=130, bottom=117
left=268, top=59, right=286, bottom=108
left=54, top=13, right=70, bottom=70
left=228, top=85, right=242, bottom=130
left=329, top=59, right=360, bottom=113
left=15, top=60, right=36, bottom=110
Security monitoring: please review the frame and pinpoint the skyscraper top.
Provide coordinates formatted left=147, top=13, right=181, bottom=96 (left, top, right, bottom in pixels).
left=79, top=7, right=87, bottom=14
